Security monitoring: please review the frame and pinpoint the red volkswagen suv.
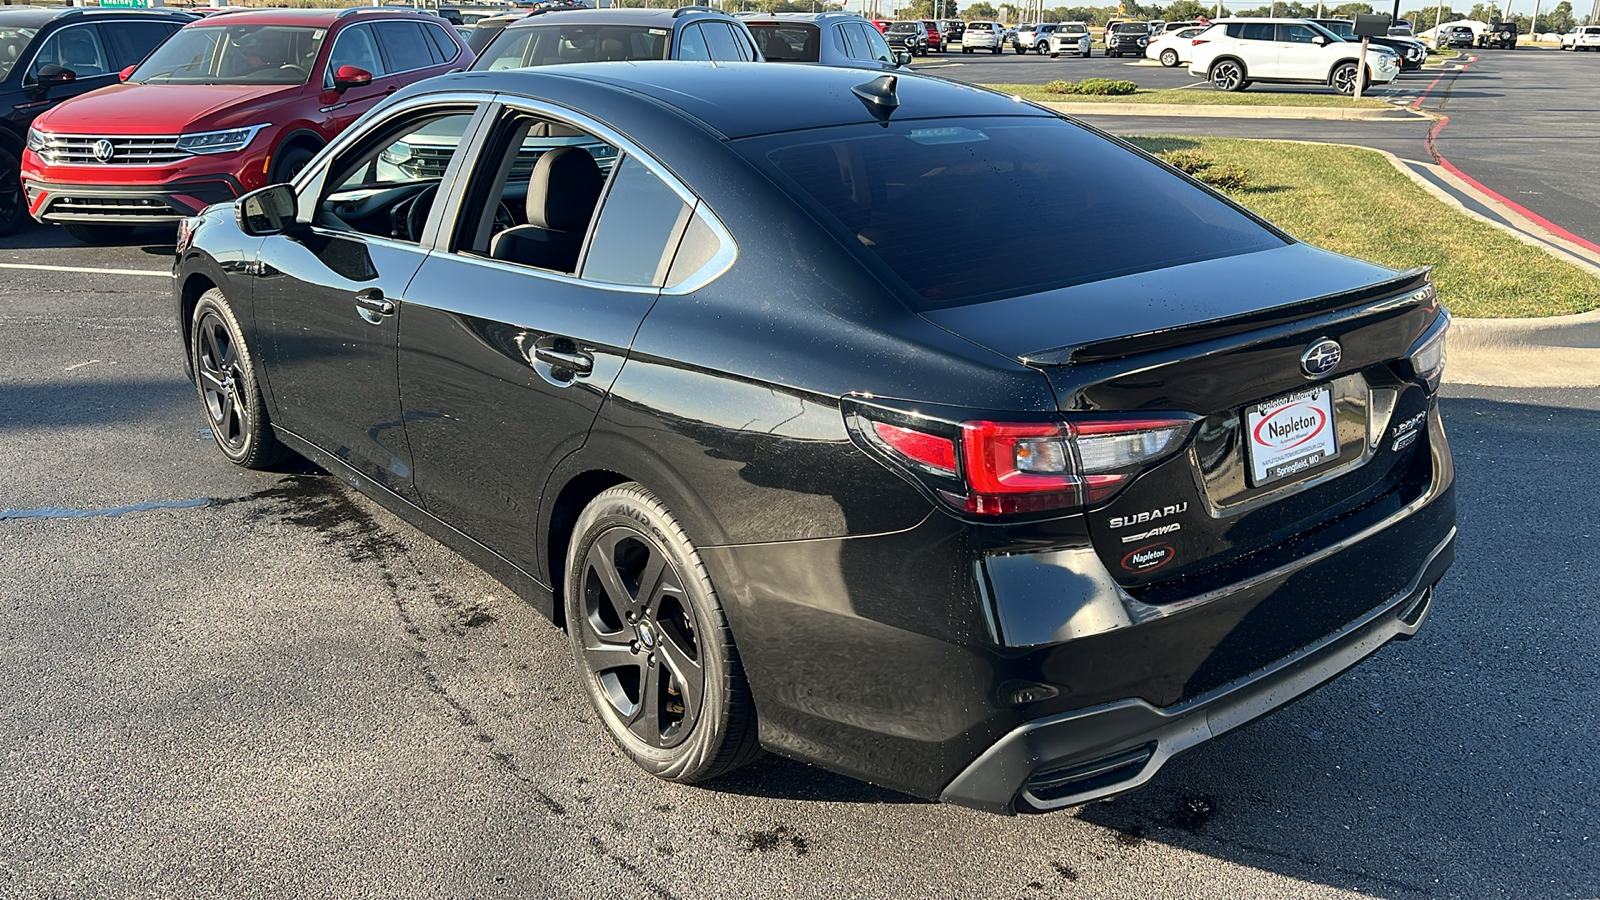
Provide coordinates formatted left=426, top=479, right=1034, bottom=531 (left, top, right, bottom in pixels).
left=22, top=6, right=470, bottom=243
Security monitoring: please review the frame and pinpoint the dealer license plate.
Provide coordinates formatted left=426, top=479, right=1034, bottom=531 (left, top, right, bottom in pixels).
left=1245, top=386, right=1340, bottom=487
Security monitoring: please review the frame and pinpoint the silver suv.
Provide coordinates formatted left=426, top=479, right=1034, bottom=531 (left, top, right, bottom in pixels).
left=744, top=12, right=907, bottom=69
left=1013, top=22, right=1058, bottom=54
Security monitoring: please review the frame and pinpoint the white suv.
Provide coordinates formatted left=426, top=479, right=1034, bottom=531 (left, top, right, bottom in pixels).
left=1187, top=18, right=1400, bottom=95
left=1561, top=25, right=1600, bottom=49
left=1047, top=22, right=1091, bottom=56
left=962, top=20, right=1004, bottom=53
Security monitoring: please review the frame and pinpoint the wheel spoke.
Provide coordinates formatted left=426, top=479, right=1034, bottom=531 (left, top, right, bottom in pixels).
left=656, top=629, right=703, bottom=719
left=583, top=639, right=641, bottom=676
left=198, top=368, right=227, bottom=393
left=634, top=551, right=669, bottom=616
left=585, top=532, right=638, bottom=619
left=626, top=660, right=664, bottom=745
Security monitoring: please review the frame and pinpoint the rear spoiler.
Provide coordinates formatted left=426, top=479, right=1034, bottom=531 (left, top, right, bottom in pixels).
left=1020, top=267, right=1434, bottom=367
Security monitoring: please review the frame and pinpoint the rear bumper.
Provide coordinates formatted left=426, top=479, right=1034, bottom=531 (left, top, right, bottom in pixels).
left=940, top=526, right=1454, bottom=814
left=24, top=175, right=243, bottom=226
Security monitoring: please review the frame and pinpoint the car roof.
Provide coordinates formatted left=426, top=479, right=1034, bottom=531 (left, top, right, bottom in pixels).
left=199, top=7, right=437, bottom=27
left=415, top=62, right=1053, bottom=140
left=0, top=6, right=190, bottom=28
left=501, top=6, right=739, bottom=28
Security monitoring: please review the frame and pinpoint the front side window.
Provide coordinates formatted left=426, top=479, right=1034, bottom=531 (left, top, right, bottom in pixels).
left=27, top=25, right=110, bottom=82
left=698, top=21, right=753, bottom=60
left=316, top=109, right=477, bottom=242
left=744, top=117, right=1284, bottom=309
left=854, top=22, right=893, bottom=61
left=325, top=23, right=386, bottom=83
left=130, top=23, right=324, bottom=85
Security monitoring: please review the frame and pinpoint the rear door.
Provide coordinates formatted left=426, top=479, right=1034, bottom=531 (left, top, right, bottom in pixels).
left=397, top=103, right=698, bottom=568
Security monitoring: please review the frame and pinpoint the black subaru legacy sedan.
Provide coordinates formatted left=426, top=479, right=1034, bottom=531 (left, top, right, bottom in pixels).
left=173, top=63, right=1455, bottom=814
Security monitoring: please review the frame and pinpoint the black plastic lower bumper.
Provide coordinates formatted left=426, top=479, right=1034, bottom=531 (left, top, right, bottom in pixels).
left=939, top=527, right=1455, bottom=814
left=26, top=175, right=243, bottom=226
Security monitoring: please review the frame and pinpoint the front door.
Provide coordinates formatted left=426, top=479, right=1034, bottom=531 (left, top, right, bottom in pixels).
left=253, top=103, right=482, bottom=496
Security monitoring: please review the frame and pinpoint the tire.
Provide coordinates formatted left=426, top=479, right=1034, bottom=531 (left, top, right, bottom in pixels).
left=992, top=46, right=1001, bottom=54
left=1209, top=58, right=1247, bottom=91
left=1331, top=60, right=1361, bottom=95
left=1014, top=45, right=1026, bottom=54
left=1036, top=41, right=1048, bottom=54
left=1160, top=48, right=1179, bottom=67
left=269, top=143, right=317, bottom=185
left=60, top=223, right=136, bottom=244
left=565, top=483, right=761, bottom=784
left=0, top=145, right=23, bottom=238
left=190, top=287, right=289, bottom=469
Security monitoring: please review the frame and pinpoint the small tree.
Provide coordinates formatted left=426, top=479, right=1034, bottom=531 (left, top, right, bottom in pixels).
left=965, top=1, right=999, bottom=15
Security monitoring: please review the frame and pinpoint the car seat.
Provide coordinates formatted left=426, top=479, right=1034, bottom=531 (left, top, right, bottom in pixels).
left=489, top=146, right=604, bottom=272
left=57, top=30, right=104, bottom=76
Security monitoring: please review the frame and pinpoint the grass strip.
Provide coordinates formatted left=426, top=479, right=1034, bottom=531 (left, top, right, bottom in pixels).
left=1122, top=136, right=1599, bottom=317
left=981, top=83, right=1394, bottom=109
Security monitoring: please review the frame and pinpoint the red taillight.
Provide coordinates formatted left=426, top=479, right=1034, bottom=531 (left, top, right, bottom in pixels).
left=872, top=421, right=956, bottom=474
left=1191, top=38, right=1209, bottom=46
left=856, top=411, right=1193, bottom=518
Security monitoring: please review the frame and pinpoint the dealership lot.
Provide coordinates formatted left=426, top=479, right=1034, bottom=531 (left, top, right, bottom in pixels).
left=2, top=44, right=1599, bottom=899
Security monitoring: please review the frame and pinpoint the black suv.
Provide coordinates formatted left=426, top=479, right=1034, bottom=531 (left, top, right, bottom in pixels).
left=883, top=20, right=929, bottom=56
left=0, top=6, right=193, bottom=236
left=937, top=18, right=965, bottom=48
left=1104, top=20, right=1150, bottom=57
left=471, top=5, right=762, bottom=69
left=1478, top=20, right=1517, bottom=49
left=1309, top=18, right=1427, bottom=70
left=744, top=12, right=908, bottom=69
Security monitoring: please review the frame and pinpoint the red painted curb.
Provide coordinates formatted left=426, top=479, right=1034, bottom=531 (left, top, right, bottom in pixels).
left=1418, top=54, right=1600, bottom=256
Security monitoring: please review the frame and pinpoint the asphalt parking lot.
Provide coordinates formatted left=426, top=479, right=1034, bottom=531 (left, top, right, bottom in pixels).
left=3, top=47, right=1599, bottom=899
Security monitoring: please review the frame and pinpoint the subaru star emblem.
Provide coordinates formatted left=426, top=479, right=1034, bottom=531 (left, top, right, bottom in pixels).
left=1300, top=339, right=1343, bottom=379
left=92, top=139, right=114, bottom=162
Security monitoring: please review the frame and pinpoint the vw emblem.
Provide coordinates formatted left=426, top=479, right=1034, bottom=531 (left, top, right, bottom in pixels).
left=92, top=139, right=114, bottom=162
left=1300, top=339, right=1343, bottom=379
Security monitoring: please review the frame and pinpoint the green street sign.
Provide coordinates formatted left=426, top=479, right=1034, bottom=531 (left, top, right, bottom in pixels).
left=98, top=0, right=163, bottom=8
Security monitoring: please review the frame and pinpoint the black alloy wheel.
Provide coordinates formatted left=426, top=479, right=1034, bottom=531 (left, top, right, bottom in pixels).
left=566, top=484, right=760, bottom=783
left=269, top=143, right=317, bottom=184
left=0, top=146, right=23, bottom=237
left=190, top=288, right=287, bottom=469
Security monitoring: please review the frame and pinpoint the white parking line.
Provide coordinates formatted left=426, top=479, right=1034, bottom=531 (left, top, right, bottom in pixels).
left=0, top=262, right=169, bottom=278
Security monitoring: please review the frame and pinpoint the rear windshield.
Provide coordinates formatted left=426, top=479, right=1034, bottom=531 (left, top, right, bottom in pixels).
left=741, top=117, right=1285, bottom=310
left=473, top=22, right=668, bottom=68
left=748, top=23, right=818, bottom=61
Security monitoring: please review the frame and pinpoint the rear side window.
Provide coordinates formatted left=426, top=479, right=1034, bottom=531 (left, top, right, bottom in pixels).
left=100, top=21, right=178, bottom=70
left=581, top=156, right=691, bottom=287
left=1238, top=22, right=1275, bottom=40
left=422, top=21, right=460, bottom=63
left=745, top=118, right=1284, bottom=309
left=373, top=20, right=437, bottom=73
left=750, top=23, right=818, bottom=61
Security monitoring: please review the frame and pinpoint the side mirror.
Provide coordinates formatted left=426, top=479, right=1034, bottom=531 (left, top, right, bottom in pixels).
left=1312, top=35, right=1327, bottom=44
left=119, top=65, right=137, bottom=82
left=896, top=49, right=913, bottom=66
left=332, top=65, right=373, bottom=93
left=236, top=183, right=301, bottom=237
left=35, top=64, right=76, bottom=88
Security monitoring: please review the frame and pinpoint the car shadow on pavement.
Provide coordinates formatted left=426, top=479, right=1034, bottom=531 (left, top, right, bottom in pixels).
left=706, top=755, right=928, bottom=805
left=1, top=219, right=174, bottom=253
left=1075, top=394, right=1599, bottom=898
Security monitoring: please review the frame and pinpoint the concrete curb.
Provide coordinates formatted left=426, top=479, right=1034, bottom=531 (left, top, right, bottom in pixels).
left=1037, top=99, right=1423, bottom=120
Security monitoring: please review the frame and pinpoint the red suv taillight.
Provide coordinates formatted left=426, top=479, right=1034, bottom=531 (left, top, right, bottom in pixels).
left=1191, top=38, right=1210, bottom=46
left=850, top=404, right=1194, bottom=518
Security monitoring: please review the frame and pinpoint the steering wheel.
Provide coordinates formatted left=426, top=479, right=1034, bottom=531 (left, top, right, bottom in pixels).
left=491, top=202, right=516, bottom=235
left=278, top=64, right=309, bottom=78
left=386, top=184, right=439, bottom=242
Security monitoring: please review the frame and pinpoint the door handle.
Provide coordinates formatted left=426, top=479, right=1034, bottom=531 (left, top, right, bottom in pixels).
left=533, top=345, right=594, bottom=377
left=354, top=288, right=395, bottom=325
